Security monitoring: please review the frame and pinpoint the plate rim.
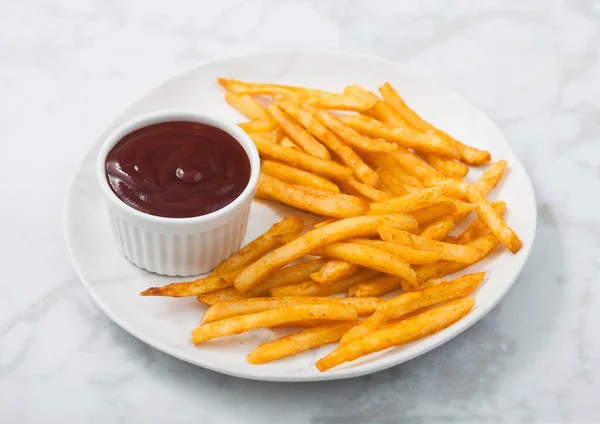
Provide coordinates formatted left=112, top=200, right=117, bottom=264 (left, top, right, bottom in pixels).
left=64, top=48, right=537, bottom=382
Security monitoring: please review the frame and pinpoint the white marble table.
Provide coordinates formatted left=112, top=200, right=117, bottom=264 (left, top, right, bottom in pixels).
left=1, top=0, right=599, bottom=422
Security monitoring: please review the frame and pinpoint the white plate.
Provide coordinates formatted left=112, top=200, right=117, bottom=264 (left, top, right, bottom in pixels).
left=65, top=50, right=536, bottom=382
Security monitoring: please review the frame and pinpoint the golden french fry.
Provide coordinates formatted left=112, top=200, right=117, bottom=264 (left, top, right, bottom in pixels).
left=414, top=234, right=499, bottom=284
left=367, top=154, right=423, bottom=188
left=202, top=297, right=380, bottom=324
left=457, top=200, right=506, bottom=244
left=310, top=260, right=361, bottom=285
left=251, top=133, right=353, bottom=180
left=410, top=200, right=457, bottom=223
left=442, top=235, right=458, bottom=244
left=421, top=153, right=469, bottom=179
left=247, top=321, right=360, bottom=364
left=378, top=225, right=482, bottom=263
left=368, top=187, right=442, bottom=215
left=378, top=272, right=485, bottom=319
left=266, top=104, right=330, bottom=160
left=225, top=92, right=271, bottom=121
left=374, top=167, right=412, bottom=196
left=344, top=85, right=410, bottom=127
left=312, top=242, right=417, bottom=286
left=379, top=82, right=490, bottom=165
left=141, top=270, right=239, bottom=298
left=341, top=180, right=393, bottom=202
left=303, top=105, right=398, bottom=153
left=258, top=173, right=369, bottom=218
left=212, top=216, right=305, bottom=276
left=315, top=297, right=475, bottom=371
left=474, top=160, right=507, bottom=195
left=339, top=311, right=388, bottom=344
left=255, top=129, right=279, bottom=144
left=191, top=304, right=359, bottom=344
left=313, top=217, right=339, bottom=229
left=276, top=97, right=380, bottom=186
left=261, top=160, right=340, bottom=193
left=270, top=269, right=379, bottom=297
left=234, top=214, right=418, bottom=293
left=298, top=92, right=377, bottom=111
left=348, top=238, right=440, bottom=265
left=280, top=136, right=300, bottom=150
left=419, top=216, right=455, bottom=240
left=346, top=274, right=403, bottom=298
left=340, top=114, right=459, bottom=158
left=218, top=78, right=301, bottom=96
left=238, top=119, right=278, bottom=133
left=197, top=288, right=251, bottom=305
left=387, top=147, right=445, bottom=181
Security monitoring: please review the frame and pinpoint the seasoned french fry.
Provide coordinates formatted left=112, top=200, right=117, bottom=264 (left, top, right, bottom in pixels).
left=247, top=321, right=360, bottom=364
left=339, top=311, right=388, bottom=344
left=238, top=119, right=278, bottom=133
left=377, top=272, right=485, bottom=319
left=270, top=269, right=379, bottom=297
left=341, top=180, right=393, bottom=202
left=202, top=297, right=380, bottom=324
left=349, top=238, right=440, bottom=265
left=419, top=216, right=455, bottom=240
left=251, top=133, right=353, bottom=180
left=235, top=214, right=418, bottom=293
left=344, top=85, right=409, bottom=127
left=368, top=154, right=423, bottom=188
left=225, top=92, right=271, bottom=121
left=261, top=160, right=340, bottom=193
left=197, top=288, right=251, bottom=305
left=421, top=153, right=469, bottom=179
left=141, top=271, right=239, bottom=297
left=310, top=260, right=361, bottom=285
left=410, top=200, right=457, bottom=223
left=377, top=225, right=482, bottom=263
left=212, top=216, right=304, bottom=276
left=280, top=136, right=300, bottom=150
left=191, top=304, right=359, bottom=344
left=313, top=217, right=338, bottom=229
left=303, top=105, right=398, bottom=153
left=379, top=82, right=490, bottom=165
left=266, top=104, right=330, bottom=159
left=414, top=234, right=499, bottom=284
left=340, top=115, right=459, bottom=158
left=258, top=173, right=369, bottom=218
left=474, top=160, right=507, bottom=195
left=456, top=200, right=506, bottom=244
left=315, top=297, right=475, bottom=371
left=312, top=242, right=417, bottom=286
left=368, top=187, right=441, bottom=215
left=388, top=147, right=445, bottom=181
left=346, top=274, right=403, bottom=298
left=374, top=167, right=412, bottom=196
left=218, top=78, right=301, bottom=96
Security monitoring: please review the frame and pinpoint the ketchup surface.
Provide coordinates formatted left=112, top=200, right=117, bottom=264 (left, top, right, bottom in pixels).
left=106, top=121, right=251, bottom=218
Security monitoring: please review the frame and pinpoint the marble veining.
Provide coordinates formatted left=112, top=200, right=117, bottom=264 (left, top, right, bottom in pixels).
left=1, top=0, right=599, bottom=422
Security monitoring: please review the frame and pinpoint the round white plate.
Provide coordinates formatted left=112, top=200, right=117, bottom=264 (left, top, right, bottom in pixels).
left=65, top=50, right=536, bottom=382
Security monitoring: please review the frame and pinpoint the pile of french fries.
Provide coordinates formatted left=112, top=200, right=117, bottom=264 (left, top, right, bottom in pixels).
left=141, top=78, right=523, bottom=371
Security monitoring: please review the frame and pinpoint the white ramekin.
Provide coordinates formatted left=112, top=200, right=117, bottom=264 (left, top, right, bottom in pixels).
left=96, top=110, right=260, bottom=276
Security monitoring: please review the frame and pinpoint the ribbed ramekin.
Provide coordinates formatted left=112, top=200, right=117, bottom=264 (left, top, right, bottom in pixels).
left=96, top=110, right=260, bottom=276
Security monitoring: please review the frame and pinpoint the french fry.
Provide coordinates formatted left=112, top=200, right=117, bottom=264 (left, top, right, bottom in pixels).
left=303, top=105, right=398, bottom=153
left=255, top=129, right=280, bottom=144
left=313, top=217, right=338, bottom=229
left=238, top=119, right=278, bottom=133
left=191, top=304, right=359, bottom=344
left=379, top=82, right=490, bottom=165
left=141, top=270, right=239, bottom=298
left=414, top=234, right=499, bottom=284
left=339, top=311, right=388, bottom=344
left=202, top=297, right=380, bottom=324
left=377, top=225, right=482, bottom=263
left=197, top=288, right=251, bottom=305
left=421, top=153, right=469, bottom=179
left=234, top=214, right=418, bottom=293
left=212, top=216, right=304, bottom=276
left=456, top=200, right=506, bottom=244
left=340, top=114, right=459, bottom=158
left=377, top=272, right=485, bottom=319
left=251, top=133, right=353, bottom=180
left=258, top=173, right=369, bottom=218
left=310, top=260, right=361, bottom=285
left=276, top=97, right=380, bottom=186
left=218, top=78, right=300, bottom=96
left=312, top=242, right=417, bottom=286
left=261, top=160, right=340, bottom=193
left=368, top=187, right=441, bottom=215
left=266, top=104, right=330, bottom=159
left=349, top=238, right=440, bottom=265
left=225, top=92, right=271, bottom=121
left=368, top=154, right=423, bottom=188
left=280, top=136, right=300, bottom=150
left=346, top=274, right=403, bottom=298
left=410, top=200, right=457, bottom=223
left=374, top=167, right=412, bottom=196
left=247, top=321, right=360, bottom=364
left=344, top=85, right=409, bottom=128
left=387, top=147, right=445, bottom=181
left=474, top=160, right=507, bottom=195
left=341, top=180, right=393, bottom=202
left=315, top=297, right=475, bottom=371
left=419, top=216, right=455, bottom=240
left=270, top=269, right=379, bottom=297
